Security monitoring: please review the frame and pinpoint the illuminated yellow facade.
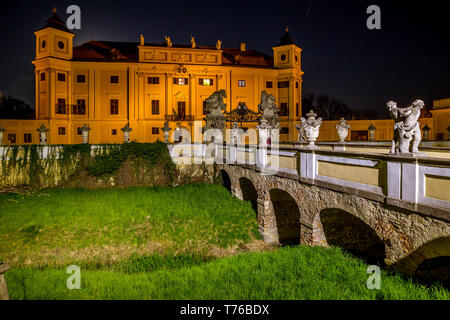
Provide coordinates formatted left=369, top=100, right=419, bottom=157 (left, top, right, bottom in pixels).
left=0, top=12, right=303, bottom=145
left=431, top=98, right=450, bottom=140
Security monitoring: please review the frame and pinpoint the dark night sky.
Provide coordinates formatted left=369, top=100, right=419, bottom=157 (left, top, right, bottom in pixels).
left=0, top=0, right=449, bottom=118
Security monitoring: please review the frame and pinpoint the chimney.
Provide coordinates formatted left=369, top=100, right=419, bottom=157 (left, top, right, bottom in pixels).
left=239, top=42, right=246, bottom=52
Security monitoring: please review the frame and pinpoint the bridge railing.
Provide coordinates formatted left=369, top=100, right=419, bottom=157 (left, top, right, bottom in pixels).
left=169, top=142, right=450, bottom=217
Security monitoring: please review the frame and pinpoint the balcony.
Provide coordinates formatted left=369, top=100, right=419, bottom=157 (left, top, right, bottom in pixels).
left=165, top=115, right=195, bottom=122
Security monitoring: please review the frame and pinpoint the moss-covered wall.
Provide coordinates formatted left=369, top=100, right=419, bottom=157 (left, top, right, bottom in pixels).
left=0, top=142, right=215, bottom=190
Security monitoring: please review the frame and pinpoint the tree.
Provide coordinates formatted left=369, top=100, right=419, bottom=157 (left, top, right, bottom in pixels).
left=302, top=93, right=352, bottom=120
left=0, top=95, right=35, bottom=119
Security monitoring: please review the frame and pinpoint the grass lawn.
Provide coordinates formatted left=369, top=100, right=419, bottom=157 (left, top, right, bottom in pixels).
left=1, top=184, right=448, bottom=300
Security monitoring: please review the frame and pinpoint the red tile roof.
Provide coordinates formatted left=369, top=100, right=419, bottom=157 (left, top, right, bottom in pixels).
left=72, top=41, right=274, bottom=67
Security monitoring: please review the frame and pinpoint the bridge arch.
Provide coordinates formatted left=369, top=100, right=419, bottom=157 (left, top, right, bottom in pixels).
left=218, top=169, right=232, bottom=193
left=269, top=189, right=301, bottom=245
left=392, top=236, right=450, bottom=288
left=238, top=177, right=259, bottom=216
left=319, top=208, right=387, bottom=266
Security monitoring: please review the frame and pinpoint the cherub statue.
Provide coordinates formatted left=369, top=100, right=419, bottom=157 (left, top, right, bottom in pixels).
left=140, top=34, right=144, bottom=46
left=191, top=36, right=196, bottom=49
left=388, top=99, right=424, bottom=154
left=216, top=40, right=222, bottom=50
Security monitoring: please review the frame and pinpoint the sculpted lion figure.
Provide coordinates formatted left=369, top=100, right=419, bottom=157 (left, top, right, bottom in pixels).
left=204, top=90, right=226, bottom=117
left=258, top=91, right=279, bottom=127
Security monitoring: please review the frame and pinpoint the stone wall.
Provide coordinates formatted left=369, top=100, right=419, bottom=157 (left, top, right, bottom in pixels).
left=218, top=164, right=450, bottom=278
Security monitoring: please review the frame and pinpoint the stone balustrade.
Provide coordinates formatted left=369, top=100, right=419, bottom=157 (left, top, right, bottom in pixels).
left=169, top=142, right=450, bottom=218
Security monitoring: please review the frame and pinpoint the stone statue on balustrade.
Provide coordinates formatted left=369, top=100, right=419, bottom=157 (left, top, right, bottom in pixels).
left=258, top=91, right=280, bottom=128
left=388, top=99, right=424, bottom=155
left=203, top=90, right=227, bottom=132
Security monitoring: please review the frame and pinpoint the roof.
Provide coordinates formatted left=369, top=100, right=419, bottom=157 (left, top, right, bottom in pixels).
left=37, top=11, right=72, bottom=33
left=72, top=40, right=274, bottom=67
left=273, top=29, right=296, bottom=47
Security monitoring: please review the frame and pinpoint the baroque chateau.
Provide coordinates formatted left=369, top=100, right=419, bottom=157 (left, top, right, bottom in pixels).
left=0, top=10, right=303, bottom=145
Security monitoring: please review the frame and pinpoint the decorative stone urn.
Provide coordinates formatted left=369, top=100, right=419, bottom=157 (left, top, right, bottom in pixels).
left=161, top=121, right=171, bottom=143
left=336, top=118, right=350, bottom=143
left=37, top=124, right=49, bottom=145
left=80, top=124, right=91, bottom=144
left=121, top=123, right=133, bottom=143
left=299, top=110, right=322, bottom=148
left=0, top=124, right=6, bottom=145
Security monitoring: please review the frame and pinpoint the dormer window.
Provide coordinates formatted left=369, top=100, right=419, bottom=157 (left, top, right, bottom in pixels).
left=173, top=78, right=188, bottom=85
left=110, top=48, right=120, bottom=59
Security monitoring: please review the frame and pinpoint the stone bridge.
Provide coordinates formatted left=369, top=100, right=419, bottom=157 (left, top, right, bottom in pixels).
left=171, top=142, right=450, bottom=283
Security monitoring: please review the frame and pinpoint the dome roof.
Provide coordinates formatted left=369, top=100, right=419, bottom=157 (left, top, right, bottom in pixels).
left=274, top=27, right=296, bottom=47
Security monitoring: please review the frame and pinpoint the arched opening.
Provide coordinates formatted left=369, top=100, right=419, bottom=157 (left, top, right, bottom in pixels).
left=320, top=208, right=386, bottom=266
left=219, top=170, right=231, bottom=193
left=270, top=189, right=301, bottom=246
left=415, top=256, right=450, bottom=289
left=239, top=177, right=258, bottom=216
left=404, top=237, right=450, bottom=289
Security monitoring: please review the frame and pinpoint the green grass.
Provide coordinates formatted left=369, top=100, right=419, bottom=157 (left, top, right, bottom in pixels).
left=6, top=246, right=449, bottom=300
left=1, top=184, right=448, bottom=300
left=0, top=184, right=262, bottom=268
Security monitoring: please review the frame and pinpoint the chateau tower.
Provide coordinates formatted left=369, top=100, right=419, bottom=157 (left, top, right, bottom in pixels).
left=272, top=27, right=303, bottom=126
left=33, top=7, right=74, bottom=121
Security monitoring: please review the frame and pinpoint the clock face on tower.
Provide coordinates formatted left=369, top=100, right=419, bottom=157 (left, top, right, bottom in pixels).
left=58, top=41, right=65, bottom=49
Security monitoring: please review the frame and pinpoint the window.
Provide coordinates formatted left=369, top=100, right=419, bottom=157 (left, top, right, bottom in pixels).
left=152, top=127, right=160, bottom=135
left=199, top=78, right=213, bottom=86
left=148, top=77, right=159, bottom=84
left=24, top=133, right=32, bottom=143
left=77, top=127, right=82, bottom=135
left=58, top=127, right=66, bottom=135
left=281, top=54, right=287, bottom=61
left=266, top=81, right=273, bottom=88
left=278, top=81, right=289, bottom=88
left=203, top=100, right=208, bottom=115
left=173, top=78, right=188, bottom=85
left=40, top=72, right=45, bottom=81
left=110, top=99, right=119, bottom=115
left=238, top=80, right=246, bottom=87
left=177, top=101, right=186, bottom=119
left=280, top=103, right=288, bottom=116
left=56, top=98, right=66, bottom=114
left=296, top=103, right=299, bottom=117
left=112, top=129, right=117, bottom=136
left=280, top=127, right=289, bottom=135
left=296, top=81, right=299, bottom=89
left=77, top=74, right=86, bottom=83
left=151, top=100, right=160, bottom=115
left=58, top=41, right=65, bottom=50
left=73, top=99, right=86, bottom=115
left=110, top=75, right=119, bottom=84
left=57, top=73, right=66, bottom=82
left=8, top=134, right=16, bottom=144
